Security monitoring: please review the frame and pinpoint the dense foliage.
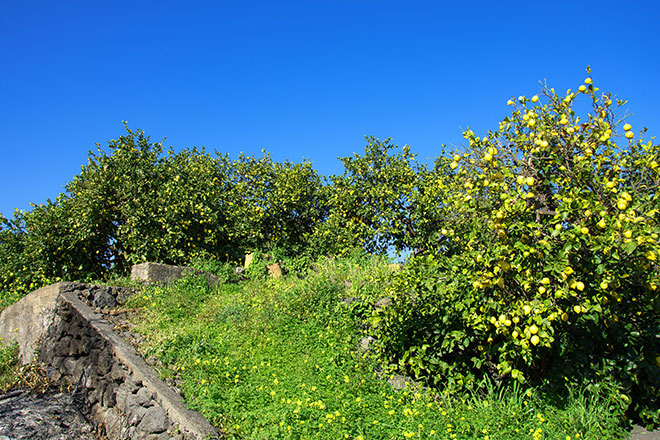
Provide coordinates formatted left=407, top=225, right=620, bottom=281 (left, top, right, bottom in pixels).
left=128, top=257, right=627, bottom=439
left=1, top=72, right=659, bottom=424
left=369, top=74, right=660, bottom=425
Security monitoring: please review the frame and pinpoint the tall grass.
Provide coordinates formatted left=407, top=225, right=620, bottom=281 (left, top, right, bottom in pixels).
left=128, top=255, right=628, bottom=439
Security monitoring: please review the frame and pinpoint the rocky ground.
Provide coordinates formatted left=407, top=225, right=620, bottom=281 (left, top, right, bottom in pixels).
left=0, top=388, right=99, bottom=439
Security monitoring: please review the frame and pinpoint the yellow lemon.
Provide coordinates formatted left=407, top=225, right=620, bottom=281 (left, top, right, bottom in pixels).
left=530, top=335, right=540, bottom=346
left=584, top=78, right=593, bottom=85
left=529, top=324, right=539, bottom=335
left=573, top=305, right=582, bottom=314
left=623, top=123, right=632, bottom=131
left=531, top=95, right=539, bottom=103
left=625, top=131, right=634, bottom=139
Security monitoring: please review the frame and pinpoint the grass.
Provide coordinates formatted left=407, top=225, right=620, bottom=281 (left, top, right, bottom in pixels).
left=0, top=342, right=20, bottom=392
left=0, top=342, right=54, bottom=394
left=124, top=255, right=628, bottom=439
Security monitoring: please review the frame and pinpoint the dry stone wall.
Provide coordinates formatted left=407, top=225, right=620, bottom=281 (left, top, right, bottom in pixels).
left=0, top=282, right=220, bottom=440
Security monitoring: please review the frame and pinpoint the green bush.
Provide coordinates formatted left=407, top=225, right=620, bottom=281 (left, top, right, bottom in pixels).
left=371, top=73, right=660, bottom=424
left=0, top=125, right=327, bottom=304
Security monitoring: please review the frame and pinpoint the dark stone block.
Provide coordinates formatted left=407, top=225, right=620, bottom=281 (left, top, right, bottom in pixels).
left=102, top=382, right=117, bottom=407
left=138, top=406, right=168, bottom=433
left=128, top=405, right=148, bottom=426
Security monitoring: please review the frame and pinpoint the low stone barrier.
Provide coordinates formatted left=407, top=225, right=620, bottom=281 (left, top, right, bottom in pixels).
left=0, top=282, right=220, bottom=440
left=131, top=262, right=221, bottom=286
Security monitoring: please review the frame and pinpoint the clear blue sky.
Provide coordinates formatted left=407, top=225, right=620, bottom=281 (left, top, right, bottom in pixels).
left=1, top=0, right=659, bottom=217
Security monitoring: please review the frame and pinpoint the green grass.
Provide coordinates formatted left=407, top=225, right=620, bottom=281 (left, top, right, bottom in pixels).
left=0, top=342, right=19, bottom=392
left=127, top=256, right=629, bottom=440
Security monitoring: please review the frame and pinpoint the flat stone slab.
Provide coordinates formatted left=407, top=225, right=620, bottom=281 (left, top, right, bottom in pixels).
left=631, top=425, right=660, bottom=439
left=131, top=262, right=221, bottom=286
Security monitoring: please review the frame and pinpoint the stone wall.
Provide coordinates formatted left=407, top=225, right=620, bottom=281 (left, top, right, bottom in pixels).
left=131, top=262, right=221, bottom=286
left=0, top=282, right=220, bottom=440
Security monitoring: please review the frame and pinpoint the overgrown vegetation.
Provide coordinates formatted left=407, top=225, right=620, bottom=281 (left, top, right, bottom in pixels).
left=0, top=342, right=53, bottom=394
left=129, top=258, right=628, bottom=439
left=1, top=70, right=659, bottom=430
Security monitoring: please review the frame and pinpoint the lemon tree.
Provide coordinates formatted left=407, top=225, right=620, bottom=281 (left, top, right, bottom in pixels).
left=313, top=137, right=441, bottom=256
left=372, top=72, right=660, bottom=424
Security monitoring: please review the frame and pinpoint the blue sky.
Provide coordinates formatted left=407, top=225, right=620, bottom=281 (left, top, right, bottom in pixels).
left=1, top=0, right=659, bottom=217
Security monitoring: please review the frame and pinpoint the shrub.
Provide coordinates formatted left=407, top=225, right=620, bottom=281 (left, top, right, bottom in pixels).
left=372, top=71, right=660, bottom=424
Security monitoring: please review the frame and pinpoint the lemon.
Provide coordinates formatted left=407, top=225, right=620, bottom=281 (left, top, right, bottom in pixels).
left=531, top=95, right=539, bottom=103
left=529, top=324, right=539, bottom=335
left=584, top=78, right=593, bottom=85
left=625, top=131, right=634, bottom=139
left=530, top=335, right=540, bottom=346
left=623, top=123, right=632, bottom=131
left=573, top=305, right=582, bottom=314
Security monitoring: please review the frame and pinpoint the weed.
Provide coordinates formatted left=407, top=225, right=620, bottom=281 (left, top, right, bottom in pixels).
left=127, top=257, right=629, bottom=439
